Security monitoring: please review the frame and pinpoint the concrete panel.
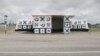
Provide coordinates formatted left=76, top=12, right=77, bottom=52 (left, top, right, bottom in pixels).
left=33, top=23, right=39, bottom=28
left=23, top=25, right=27, bottom=29
left=34, top=29, right=39, bottom=33
left=64, top=28, right=70, bottom=33
left=18, top=25, right=22, bottom=29
left=46, top=29, right=51, bottom=33
left=40, top=29, right=45, bottom=34
left=78, top=25, right=82, bottom=29
left=82, top=24, right=86, bottom=29
left=27, top=25, right=32, bottom=29
left=73, top=25, right=77, bottom=29
left=64, top=23, right=70, bottom=28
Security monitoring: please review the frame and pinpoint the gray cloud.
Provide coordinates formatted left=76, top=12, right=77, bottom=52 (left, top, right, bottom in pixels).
left=0, top=0, right=100, bottom=24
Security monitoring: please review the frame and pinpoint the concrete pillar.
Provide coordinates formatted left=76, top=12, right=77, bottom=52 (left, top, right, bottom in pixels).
left=63, top=16, right=71, bottom=33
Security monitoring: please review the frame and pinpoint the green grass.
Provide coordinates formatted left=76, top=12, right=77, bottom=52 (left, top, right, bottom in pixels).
left=0, top=25, right=16, bottom=33
left=7, top=25, right=15, bottom=31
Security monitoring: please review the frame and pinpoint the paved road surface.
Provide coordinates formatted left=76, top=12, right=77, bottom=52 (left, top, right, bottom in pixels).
left=0, top=32, right=100, bottom=56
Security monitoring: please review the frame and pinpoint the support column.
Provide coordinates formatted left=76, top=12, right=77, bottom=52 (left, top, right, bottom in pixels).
left=63, top=16, right=71, bottom=33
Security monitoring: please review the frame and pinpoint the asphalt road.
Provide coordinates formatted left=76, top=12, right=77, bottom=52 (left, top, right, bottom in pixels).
left=0, top=32, right=100, bottom=56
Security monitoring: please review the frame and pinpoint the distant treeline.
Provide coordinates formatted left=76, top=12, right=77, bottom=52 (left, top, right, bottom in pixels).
left=0, top=23, right=16, bottom=26
left=88, top=23, right=100, bottom=28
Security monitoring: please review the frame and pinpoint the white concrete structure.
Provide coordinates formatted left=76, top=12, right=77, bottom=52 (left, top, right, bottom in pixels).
left=15, top=15, right=89, bottom=34
left=70, top=19, right=88, bottom=30
left=63, top=16, right=71, bottom=33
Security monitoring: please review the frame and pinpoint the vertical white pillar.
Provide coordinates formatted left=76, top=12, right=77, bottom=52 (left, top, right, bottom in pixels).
left=63, top=16, right=70, bottom=33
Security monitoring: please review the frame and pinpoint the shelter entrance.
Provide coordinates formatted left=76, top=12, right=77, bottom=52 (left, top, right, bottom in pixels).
left=52, top=16, right=63, bottom=33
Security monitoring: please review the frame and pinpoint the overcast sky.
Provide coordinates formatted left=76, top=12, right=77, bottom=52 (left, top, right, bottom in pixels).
left=0, top=0, right=100, bottom=24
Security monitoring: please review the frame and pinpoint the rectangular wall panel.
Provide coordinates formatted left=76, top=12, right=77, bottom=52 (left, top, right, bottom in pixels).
left=73, top=25, right=77, bottom=29
left=33, top=23, right=39, bottom=28
left=64, top=28, right=70, bottom=33
left=82, top=24, right=86, bottom=29
left=46, top=29, right=51, bottom=33
left=46, top=23, right=52, bottom=28
left=27, top=25, right=32, bottom=29
left=78, top=25, right=82, bottom=29
left=39, top=23, right=46, bottom=28
left=64, top=22, right=70, bottom=28
left=40, top=29, right=45, bottom=33
left=23, top=25, right=27, bottom=29
left=34, top=29, right=39, bottom=33
left=27, top=20, right=32, bottom=25
left=23, top=21, right=27, bottom=25
left=18, top=25, right=22, bottom=29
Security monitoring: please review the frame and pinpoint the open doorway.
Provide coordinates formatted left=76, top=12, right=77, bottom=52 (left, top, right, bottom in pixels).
left=52, top=15, right=63, bottom=33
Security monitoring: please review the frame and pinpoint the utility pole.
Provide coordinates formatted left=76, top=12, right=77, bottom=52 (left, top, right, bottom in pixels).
left=4, top=15, right=8, bottom=34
